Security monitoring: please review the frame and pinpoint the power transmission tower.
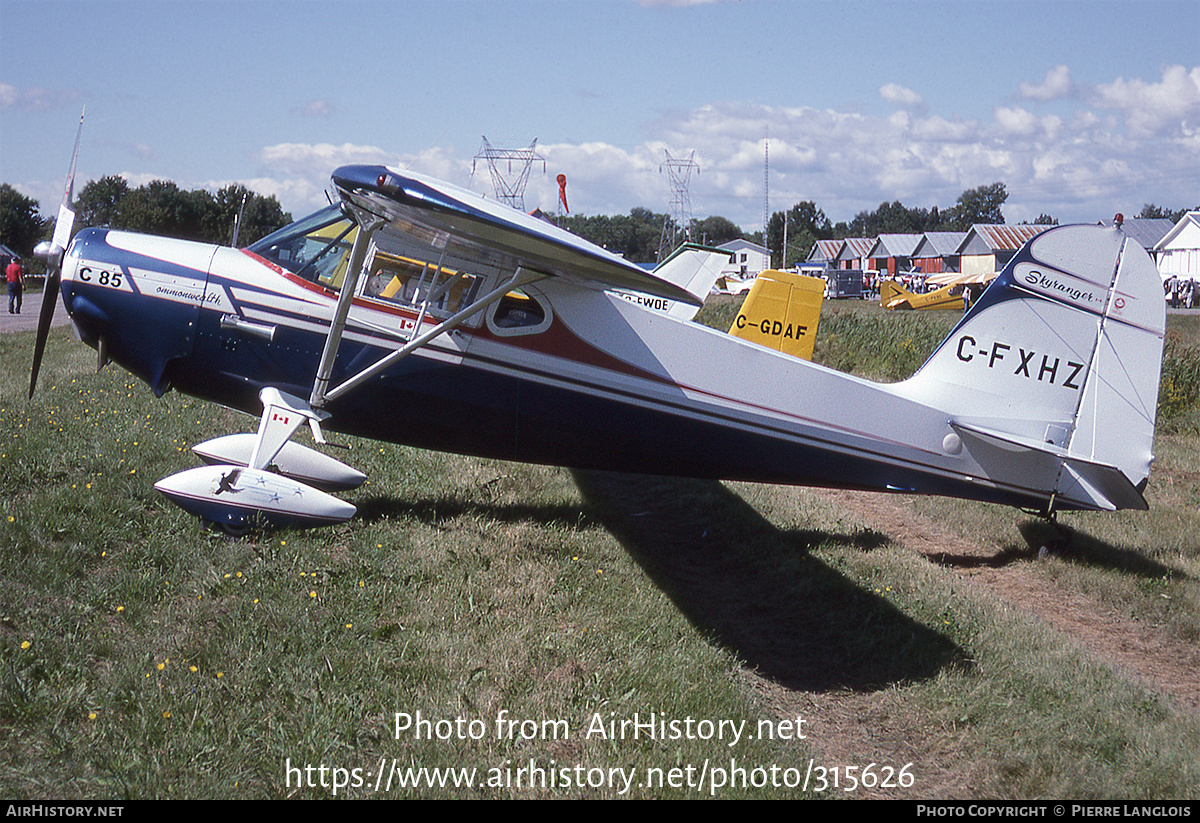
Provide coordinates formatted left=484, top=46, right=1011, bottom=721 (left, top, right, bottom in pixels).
left=658, top=149, right=699, bottom=261
left=472, top=137, right=545, bottom=211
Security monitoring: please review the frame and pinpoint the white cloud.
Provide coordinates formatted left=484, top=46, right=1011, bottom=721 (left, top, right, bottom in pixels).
left=257, top=142, right=397, bottom=175
left=1019, top=65, right=1073, bottom=101
left=879, top=83, right=925, bottom=108
left=1088, top=64, right=1200, bottom=138
left=295, top=99, right=337, bottom=118
left=993, top=106, right=1041, bottom=137
left=253, top=143, right=401, bottom=209
left=0, top=84, right=82, bottom=112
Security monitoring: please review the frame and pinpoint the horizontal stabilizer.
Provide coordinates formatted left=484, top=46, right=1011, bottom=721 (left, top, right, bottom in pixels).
left=1059, top=458, right=1148, bottom=512
left=951, top=419, right=1066, bottom=457
left=192, top=434, right=367, bottom=492
left=951, top=421, right=1146, bottom=511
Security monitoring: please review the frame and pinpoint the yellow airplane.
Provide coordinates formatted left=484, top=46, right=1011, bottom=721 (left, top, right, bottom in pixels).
left=879, top=279, right=965, bottom=311
left=728, top=269, right=825, bottom=360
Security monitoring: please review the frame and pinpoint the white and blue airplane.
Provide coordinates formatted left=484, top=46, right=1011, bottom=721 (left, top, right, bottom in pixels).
left=32, top=154, right=1165, bottom=533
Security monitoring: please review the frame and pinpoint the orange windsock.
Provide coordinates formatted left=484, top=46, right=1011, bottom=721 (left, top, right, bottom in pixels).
left=557, top=173, right=569, bottom=213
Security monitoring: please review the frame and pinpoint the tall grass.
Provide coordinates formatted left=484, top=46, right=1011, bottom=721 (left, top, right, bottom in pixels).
left=811, top=303, right=957, bottom=382
left=1158, top=334, right=1200, bottom=431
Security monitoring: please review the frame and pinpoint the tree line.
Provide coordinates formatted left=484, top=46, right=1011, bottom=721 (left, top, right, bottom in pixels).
left=767, top=182, right=1021, bottom=270
left=73, top=177, right=291, bottom=246
left=552, top=182, right=1015, bottom=267
left=559, top=183, right=1192, bottom=270
left=0, top=179, right=291, bottom=267
left=3, top=174, right=1193, bottom=272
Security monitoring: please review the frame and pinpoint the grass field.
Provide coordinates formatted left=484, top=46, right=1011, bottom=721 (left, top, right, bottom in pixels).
left=1, top=300, right=1198, bottom=799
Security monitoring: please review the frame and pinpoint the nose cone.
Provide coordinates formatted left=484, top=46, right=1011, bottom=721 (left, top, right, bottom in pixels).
left=63, top=228, right=214, bottom=395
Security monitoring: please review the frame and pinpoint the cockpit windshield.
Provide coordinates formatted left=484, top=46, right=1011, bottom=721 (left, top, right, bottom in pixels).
left=248, top=203, right=494, bottom=323
left=247, top=204, right=358, bottom=289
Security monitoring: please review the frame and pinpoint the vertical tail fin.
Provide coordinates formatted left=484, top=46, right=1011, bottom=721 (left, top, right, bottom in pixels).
left=656, top=244, right=733, bottom=320
left=729, top=269, right=825, bottom=361
left=899, top=224, right=1165, bottom=511
left=879, top=279, right=909, bottom=307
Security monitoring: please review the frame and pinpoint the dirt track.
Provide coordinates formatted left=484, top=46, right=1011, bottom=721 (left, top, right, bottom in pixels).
left=818, top=488, right=1199, bottom=711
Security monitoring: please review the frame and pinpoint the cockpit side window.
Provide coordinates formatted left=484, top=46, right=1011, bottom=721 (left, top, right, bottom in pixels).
left=247, top=205, right=358, bottom=290
left=485, top=288, right=552, bottom=336
left=361, top=248, right=482, bottom=318
left=492, top=291, right=546, bottom=328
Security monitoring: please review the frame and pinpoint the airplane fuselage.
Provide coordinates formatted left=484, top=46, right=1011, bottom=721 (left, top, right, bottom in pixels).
left=58, top=221, right=1125, bottom=515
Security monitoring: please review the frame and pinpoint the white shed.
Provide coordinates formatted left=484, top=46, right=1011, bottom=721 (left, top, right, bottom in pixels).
left=718, top=238, right=770, bottom=279
left=1155, top=212, right=1200, bottom=280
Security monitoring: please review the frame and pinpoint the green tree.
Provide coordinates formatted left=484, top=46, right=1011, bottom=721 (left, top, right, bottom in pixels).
left=208, top=184, right=291, bottom=246
left=847, top=200, right=932, bottom=237
left=944, top=182, right=1007, bottom=230
left=76, top=175, right=130, bottom=229
left=73, top=177, right=289, bottom=245
left=561, top=207, right=668, bottom=264
left=767, top=201, right=833, bottom=268
left=234, top=192, right=291, bottom=247
left=131, top=181, right=214, bottom=240
left=0, top=184, right=47, bottom=256
left=1138, top=204, right=1193, bottom=224
left=690, top=215, right=744, bottom=247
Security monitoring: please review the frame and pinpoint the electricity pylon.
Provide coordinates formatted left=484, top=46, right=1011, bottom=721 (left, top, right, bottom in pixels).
left=472, top=137, right=545, bottom=212
left=658, top=149, right=699, bottom=262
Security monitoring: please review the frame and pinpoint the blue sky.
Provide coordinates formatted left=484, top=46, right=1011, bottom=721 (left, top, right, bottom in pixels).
left=2, top=0, right=1197, bottom=233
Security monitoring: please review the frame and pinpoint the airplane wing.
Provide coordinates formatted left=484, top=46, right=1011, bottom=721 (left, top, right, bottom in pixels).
left=331, top=165, right=701, bottom=306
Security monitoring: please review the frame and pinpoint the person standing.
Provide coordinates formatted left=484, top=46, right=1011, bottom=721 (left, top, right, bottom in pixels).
left=6, top=256, right=24, bottom=314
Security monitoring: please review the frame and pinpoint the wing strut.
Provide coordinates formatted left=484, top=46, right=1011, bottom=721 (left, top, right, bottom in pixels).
left=309, top=214, right=383, bottom=409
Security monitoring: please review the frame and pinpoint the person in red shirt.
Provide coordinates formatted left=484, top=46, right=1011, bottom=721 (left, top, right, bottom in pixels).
left=6, top=256, right=25, bottom=314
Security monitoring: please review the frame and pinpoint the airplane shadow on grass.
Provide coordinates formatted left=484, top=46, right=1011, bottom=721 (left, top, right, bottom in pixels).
left=569, top=471, right=970, bottom=693
left=355, top=471, right=969, bottom=692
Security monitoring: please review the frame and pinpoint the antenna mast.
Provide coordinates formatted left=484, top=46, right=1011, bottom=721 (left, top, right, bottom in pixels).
left=472, top=137, right=546, bottom=211
left=763, top=128, right=770, bottom=242
left=658, top=148, right=699, bottom=261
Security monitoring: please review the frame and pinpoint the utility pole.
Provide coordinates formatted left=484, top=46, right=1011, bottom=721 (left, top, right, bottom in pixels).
left=763, top=128, right=770, bottom=265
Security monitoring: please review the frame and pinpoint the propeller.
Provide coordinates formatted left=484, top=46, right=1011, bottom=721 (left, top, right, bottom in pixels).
left=29, top=108, right=84, bottom=399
